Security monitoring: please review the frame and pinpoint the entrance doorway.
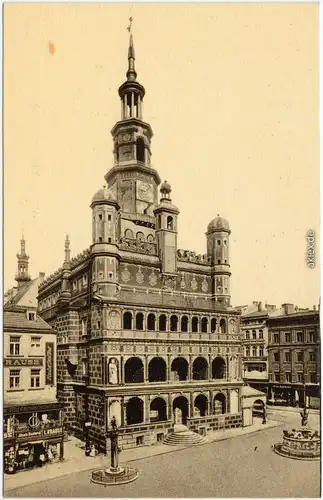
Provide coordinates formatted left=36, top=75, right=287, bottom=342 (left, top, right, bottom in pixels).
left=173, top=396, right=189, bottom=425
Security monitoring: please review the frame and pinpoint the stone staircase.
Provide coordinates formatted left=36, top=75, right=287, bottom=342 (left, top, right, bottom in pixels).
left=164, top=425, right=208, bottom=447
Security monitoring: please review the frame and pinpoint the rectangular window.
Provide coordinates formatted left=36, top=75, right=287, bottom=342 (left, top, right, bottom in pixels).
left=309, top=331, right=316, bottom=342
left=252, top=331, right=257, bottom=340
left=31, top=336, right=41, bottom=349
left=285, top=351, right=291, bottom=362
left=246, top=347, right=250, bottom=357
left=285, top=333, right=291, bottom=343
left=259, top=347, right=264, bottom=357
left=274, top=352, right=280, bottom=362
left=108, top=214, right=112, bottom=221
left=245, top=332, right=250, bottom=340
left=285, top=372, right=291, bottom=382
left=274, top=372, right=280, bottom=382
left=9, top=336, right=21, bottom=356
left=252, top=347, right=257, bottom=357
left=309, top=352, right=316, bottom=362
left=273, top=334, right=279, bottom=344
left=30, top=369, right=40, bottom=388
left=297, top=352, right=303, bottom=362
left=136, top=436, right=144, bottom=446
left=157, top=433, right=164, bottom=443
left=297, top=372, right=304, bottom=383
left=310, top=373, right=317, bottom=383
left=259, top=330, right=263, bottom=339
left=297, top=332, right=304, bottom=343
left=28, top=312, right=36, bottom=321
left=9, top=369, right=20, bottom=389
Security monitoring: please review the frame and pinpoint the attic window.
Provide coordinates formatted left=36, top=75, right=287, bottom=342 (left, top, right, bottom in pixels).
left=28, top=312, right=36, bottom=321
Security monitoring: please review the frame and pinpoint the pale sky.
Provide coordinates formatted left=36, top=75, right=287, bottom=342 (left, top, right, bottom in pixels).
left=4, top=2, right=320, bottom=309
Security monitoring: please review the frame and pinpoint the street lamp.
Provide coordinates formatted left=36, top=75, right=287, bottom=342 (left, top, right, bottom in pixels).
left=84, top=420, right=92, bottom=456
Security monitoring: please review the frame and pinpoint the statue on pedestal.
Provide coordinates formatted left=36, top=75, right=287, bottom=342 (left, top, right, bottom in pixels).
left=300, top=406, right=309, bottom=427
left=108, top=416, right=122, bottom=471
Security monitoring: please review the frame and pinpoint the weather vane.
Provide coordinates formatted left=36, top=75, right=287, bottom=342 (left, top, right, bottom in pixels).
left=127, top=17, right=133, bottom=33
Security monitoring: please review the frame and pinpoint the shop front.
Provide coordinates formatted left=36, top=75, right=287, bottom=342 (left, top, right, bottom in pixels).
left=4, top=402, right=65, bottom=474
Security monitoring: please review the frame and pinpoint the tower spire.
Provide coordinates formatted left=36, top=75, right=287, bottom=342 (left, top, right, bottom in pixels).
left=64, top=234, right=71, bottom=263
left=16, top=233, right=31, bottom=288
left=126, top=17, right=136, bottom=82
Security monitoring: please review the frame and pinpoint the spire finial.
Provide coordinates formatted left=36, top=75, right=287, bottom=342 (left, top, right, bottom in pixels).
left=126, top=17, right=136, bottom=81
left=64, top=234, right=71, bottom=263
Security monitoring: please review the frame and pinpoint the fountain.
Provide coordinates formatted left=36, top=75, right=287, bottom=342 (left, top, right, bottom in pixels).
left=273, top=406, right=320, bottom=461
left=90, top=417, right=139, bottom=485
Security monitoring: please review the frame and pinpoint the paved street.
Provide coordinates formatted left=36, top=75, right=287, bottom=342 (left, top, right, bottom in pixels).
left=6, top=410, right=320, bottom=498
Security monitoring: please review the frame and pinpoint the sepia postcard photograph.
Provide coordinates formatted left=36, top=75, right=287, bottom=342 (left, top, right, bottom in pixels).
left=2, top=1, right=321, bottom=498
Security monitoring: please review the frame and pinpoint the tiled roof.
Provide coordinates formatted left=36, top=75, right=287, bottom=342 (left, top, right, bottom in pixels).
left=242, top=310, right=269, bottom=319
left=3, top=310, right=53, bottom=332
left=4, top=277, right=41, bottom=310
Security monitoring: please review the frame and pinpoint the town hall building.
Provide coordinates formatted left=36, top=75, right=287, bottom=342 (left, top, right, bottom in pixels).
left=37, top=33, right=251, bottom=450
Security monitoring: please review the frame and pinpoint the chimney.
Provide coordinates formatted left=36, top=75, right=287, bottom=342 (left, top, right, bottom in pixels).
left=258, top=301, right=263, bottom=312
left=282, top=303, right=294, bottom=315
left=39, top=272, right=45, bottom=282
left=313, top=305, right=316, bottom=311
left=295, top=306, right=299, bottom=312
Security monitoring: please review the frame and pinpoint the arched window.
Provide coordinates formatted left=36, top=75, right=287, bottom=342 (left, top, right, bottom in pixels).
left=192, top=317, right=199, bottom=333
left=136, top=232, right=145, bottom=242
left=212, top=357, right=226, bottom=379
left=194, top=394, right=208, bottom=417
left=136, top=138, right=145, bottom=162
left=150, top=397, right=167, bottom=422
left=181, top=316, right=188, bottom=332
left=170, top=315, right=178, bottom=332
left=159, top=314, right=167, bottom=332
left=214, top=393, right=226, bottom=415
left=148, top=357, right=166, bottom=382
left=123, top=312, right=132, bottom=330
left=125, top=357, right=144, bottom=383
left=201, top=317, right=208, bottom=333
left=147, top=234, right=155, bottom=243
left=125, top=229, right=134, bottom=239
left=171, top=357, right=188, bottom=381
left=135, top=312, right=144, bottom=330
left=219, top=318, right=227, bottom=334
left=157, top=215, right=161, bottom=229
left=192, top=357, right=208, bottom=380
left=126, top=397, right=144, bottom=425
left=167, top=216, right=173, bottom=230
left=211, top=318, right=217, bottom=333
left=147, top=313, right=156, bottom=331
left=245, top=330, right=250, bottom=339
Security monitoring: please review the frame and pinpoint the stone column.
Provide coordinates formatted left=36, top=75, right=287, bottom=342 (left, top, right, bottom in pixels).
left=189, top=392, right=194, bottom=418
left=145, top=395, right=150, bottom=424
left=59, top=439, right=64, bottom=461
left=144, top=356, right=148, bottom=383
left=121, top=397, right=125, bottom=427
left=208, top=355, right=212, bottom=380
left=168, top=393, right=172, bottom=422
left=168, top=355, right=171, bottom=382
left=189, top=355, right=193, bottom=381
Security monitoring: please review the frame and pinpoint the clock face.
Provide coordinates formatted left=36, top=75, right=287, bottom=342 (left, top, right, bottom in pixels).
left=136, top=180, right=154, bottom=203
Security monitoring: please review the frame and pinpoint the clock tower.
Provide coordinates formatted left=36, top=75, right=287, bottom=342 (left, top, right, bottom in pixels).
left=105, top=33, right=161, bottom=237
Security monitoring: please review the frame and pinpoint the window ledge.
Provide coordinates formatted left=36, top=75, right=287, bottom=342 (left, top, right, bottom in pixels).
left=7, top=389, right=24, bottom=392
left=7, top=355, right=24, bottom=358
left=29, top=388, right=43, bottom=391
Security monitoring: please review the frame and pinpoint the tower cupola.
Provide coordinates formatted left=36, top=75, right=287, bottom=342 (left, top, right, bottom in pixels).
left=15, top=234, right=31, bottom=288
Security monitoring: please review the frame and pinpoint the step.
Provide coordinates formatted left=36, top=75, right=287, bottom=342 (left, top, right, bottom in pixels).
left=164, top=428, right=208, bottom=447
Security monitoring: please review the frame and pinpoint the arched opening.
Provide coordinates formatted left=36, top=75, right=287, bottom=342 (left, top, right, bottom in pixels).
left=201, top=317, right=208, bottom=333
left=192, top=357, right=208, bottom=380
left=171, top=357, right=188, bottom=381
left=147, top=313, right=156, bottom=331
left=173, top=396, right=188, bottom=425
left=212, top=357, right=226, bottom=379
left=148, top=357, right=166, bottom=382
left=194, top=394, right=208, bottom=417
left=135, top=312, right=144, bottom=330
left=124, top=229, right=134, bottom=239
left=159, top=314, right=167, bottom=332
left=211, top=318, right=217, bottom=333
left=167, top=216, right=174, bottom=230
left=136, top=137, right=145, bottom=162
left=136, top=232, right=145, bottom=242
left=170, top=315, right=178, bottom=332
left=147, top=234, right=155, bottom=243
left=181, top=316, right=188, bottom=332
left=150, top=397, right=167, bottom=422
left=126, top=397, right=144, bottom=425
left=219, top=318, right=227, bottom=334
left=252, top=399, right=265, bottom=423
left=192, top=317, right=199, bottom=333
left=123, top=312, right=132, bottom=330
left=214, top=393, right=226, bottom=414
left=125, top=357, right=144, bottom=383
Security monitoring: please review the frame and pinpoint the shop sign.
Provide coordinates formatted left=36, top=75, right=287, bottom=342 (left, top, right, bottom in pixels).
left=45, top=342, right=54, bottom=385
left=17, top=430, right=42, bottom=440
left=4, top=358, right=43, bottom=367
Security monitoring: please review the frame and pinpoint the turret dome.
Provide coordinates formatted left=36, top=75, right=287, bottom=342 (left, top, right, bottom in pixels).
left=91, top=187, right=117, bottom=205
left=207, top=215, right=230, bottom=233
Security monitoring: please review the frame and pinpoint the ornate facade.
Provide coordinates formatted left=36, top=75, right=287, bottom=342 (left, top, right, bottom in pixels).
left=38, top=34, right=244, bottom=450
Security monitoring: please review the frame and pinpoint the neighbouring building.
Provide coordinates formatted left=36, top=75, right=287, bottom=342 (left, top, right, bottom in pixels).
left=3, top=237, right=65, bottom=474
left=37, top=33, right=257, bottom=452
left=235, top=301, right=278, bottom=395
left=267, top=303, right=320, bottom=408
